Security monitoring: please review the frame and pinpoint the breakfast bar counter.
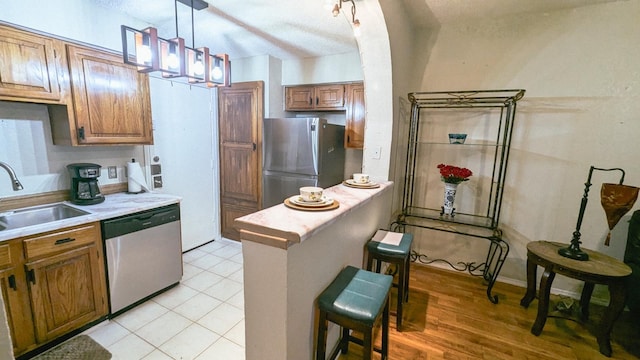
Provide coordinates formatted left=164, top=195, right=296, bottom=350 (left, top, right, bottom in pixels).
left=234, top=181, right=393, bottom=360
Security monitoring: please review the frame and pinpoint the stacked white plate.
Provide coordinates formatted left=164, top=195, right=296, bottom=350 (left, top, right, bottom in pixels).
left=288, top=195, right=335, bottom=208
left=343, top=179, right=380, bottom=188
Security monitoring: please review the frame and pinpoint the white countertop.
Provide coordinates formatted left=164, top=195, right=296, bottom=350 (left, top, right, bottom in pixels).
left=234, top=181, right=393, bottom=249
left=0, top=192, right=182, bottom=242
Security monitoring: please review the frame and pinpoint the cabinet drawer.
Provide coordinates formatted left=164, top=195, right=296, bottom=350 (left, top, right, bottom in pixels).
left=0, top=244, right=11, bottom=268
left=23, top=223, right=100, bottom=260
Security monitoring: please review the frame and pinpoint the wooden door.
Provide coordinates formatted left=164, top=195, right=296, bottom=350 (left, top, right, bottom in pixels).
left=26, top=243, right=107, bottom=343
left=0, top=25, right=61, bottom=102
left=219, top=81, right=264, bottom=240
left=345, top=83, right=365, bottom=149
left=0, top=242, right=36, bottom=356
left=65, top=44, right=153, bottom=145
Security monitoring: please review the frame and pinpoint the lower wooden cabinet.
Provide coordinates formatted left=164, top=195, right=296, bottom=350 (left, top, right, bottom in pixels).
left=2, top=222, right=108, bottom=357
left=0, top=241, right=36, bottom=356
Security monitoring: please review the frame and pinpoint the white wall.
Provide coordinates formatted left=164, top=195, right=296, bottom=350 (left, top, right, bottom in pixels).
left=0, top=101, right=143, bottom=197
left=398, top=1, right=640, bottom=300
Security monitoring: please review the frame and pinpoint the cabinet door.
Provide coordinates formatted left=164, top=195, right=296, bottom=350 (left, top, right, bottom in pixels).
left=219, top=81, right=264, bottom=240
left=315, top=84, right=345, bottom=110
left=285, top=86, right=314, bottom=110
left=0, top=242, right=36, bottom=356
left=0, top=25, right=61, bottom=102
left=66, top=44, right=153, bottom=145
left=345, top=83, right=365, bottom=149
left=26, top=243, right=107, bottom=343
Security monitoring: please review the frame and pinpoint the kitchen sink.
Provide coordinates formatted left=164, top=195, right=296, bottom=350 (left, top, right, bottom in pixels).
left=0, top=203, right=90, bottom=231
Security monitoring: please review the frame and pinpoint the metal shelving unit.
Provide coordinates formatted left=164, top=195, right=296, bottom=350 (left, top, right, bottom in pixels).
left=394, top=89, right=525, bottom=303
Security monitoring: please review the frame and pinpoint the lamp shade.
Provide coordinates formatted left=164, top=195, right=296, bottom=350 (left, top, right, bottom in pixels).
left=161, top=37, right=186, bottom=77
left=207, top=54, right=231, bottom=87
left=121, top=26, right=159, bottom=72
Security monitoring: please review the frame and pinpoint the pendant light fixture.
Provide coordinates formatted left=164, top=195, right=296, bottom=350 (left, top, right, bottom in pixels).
left=121, top=0, right=231, bottom=87
left=331, top=0, right=361, bottom=36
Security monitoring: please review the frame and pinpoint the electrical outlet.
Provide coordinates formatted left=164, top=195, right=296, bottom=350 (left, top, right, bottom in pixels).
left=153, top=175, right=163, bottom=188
left=108, top=166, right=117, bottom=179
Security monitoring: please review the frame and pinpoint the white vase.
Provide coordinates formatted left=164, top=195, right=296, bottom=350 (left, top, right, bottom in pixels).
left=442, top=182, right=458, bottom=216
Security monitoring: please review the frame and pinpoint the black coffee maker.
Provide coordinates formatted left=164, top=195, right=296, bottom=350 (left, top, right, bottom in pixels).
left=67, top=163, right=105, bottom=205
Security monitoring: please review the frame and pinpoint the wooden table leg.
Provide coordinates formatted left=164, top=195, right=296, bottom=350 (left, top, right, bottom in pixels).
left=531, top=267, right=555, bottom=336
left=520, top=255, right=538, bottom=308
left=579, top=282, right=595, bottom=321
left=596, top=280, right=627, bottom=357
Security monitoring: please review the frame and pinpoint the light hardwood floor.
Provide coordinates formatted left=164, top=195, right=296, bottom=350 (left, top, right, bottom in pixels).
left=335, top=263, right=640, bottom=360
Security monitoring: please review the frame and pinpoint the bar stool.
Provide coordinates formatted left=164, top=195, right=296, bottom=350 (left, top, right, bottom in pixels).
left=316, top=266, right=392, bottom=360
left=366, top=230, right=413, bottom=331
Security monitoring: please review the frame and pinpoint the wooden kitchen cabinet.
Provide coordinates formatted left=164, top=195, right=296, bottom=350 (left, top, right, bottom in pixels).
left=0, top=241, right=36, bottom=356
left=0, top=25, right=62, bottom=102
left=1, top=222, right=108, bottom=357
left=285, top=84, right=345, bottom=111
left=345, top=82, right=365, bottom=149
left=50, top=44, right=153, bottom=145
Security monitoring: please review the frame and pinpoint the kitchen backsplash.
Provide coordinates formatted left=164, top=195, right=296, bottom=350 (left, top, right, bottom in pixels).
left=0, top=101, right=143, bottom=199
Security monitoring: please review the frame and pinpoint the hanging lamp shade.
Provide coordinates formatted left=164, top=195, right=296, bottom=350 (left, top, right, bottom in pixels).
left=121, top=26, right=160, bottom=72
left=161, top=37, right=186, bottom=77
left=207, top=54, right=231, bottom=87
left=185, top=46, right=207, bottom=82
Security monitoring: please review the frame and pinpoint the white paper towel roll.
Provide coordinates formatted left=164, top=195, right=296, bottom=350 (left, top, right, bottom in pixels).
left=127, top=160, right=150, bottom=193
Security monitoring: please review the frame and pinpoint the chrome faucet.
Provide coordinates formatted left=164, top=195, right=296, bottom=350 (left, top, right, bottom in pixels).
left=0, top=161, right=24, bottom=191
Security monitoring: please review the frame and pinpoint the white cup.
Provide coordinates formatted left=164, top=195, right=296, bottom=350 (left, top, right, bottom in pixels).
left=299, top=186, right=323, bottom=202
left=353, top=173, right=370, bottom=184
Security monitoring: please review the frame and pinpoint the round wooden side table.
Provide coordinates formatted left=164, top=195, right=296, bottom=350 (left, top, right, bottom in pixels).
left=520, top=240, right=631, bottom=357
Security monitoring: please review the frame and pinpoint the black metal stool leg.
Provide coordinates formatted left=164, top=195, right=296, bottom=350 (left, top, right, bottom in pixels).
left=317, top=311, right=328, bottom=360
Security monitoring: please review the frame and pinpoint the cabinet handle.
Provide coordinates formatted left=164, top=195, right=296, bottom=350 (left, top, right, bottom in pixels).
left=77, top=127, right=85, bottom=140
left=316, top=97, right=319, bottom=105
left=8, top=274, right=16, bottom=291
left=54, top=237, right=76, bottom=245
left=309, top=97, right=312, bottom=106
left=253, top=143, right=257, bottom=151
left=27, top=269, right=36, bottom=285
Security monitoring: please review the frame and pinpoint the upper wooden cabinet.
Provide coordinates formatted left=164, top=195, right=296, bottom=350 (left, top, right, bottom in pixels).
left=52, top=44, right=153, bottom=145
left=345, top=83, right=365, bottom=149
left=285, top=84, right=345, bottom=111
left=0, top=23, right=153, bottom=146
left=0, top=25, right=62, bottom=102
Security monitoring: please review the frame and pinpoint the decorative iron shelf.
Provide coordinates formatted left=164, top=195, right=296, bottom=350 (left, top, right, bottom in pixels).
left=398, top=89, right=525, bottom=303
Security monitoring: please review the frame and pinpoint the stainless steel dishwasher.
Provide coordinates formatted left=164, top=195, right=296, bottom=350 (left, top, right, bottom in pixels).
left=102, top=203, right=182, bottom=315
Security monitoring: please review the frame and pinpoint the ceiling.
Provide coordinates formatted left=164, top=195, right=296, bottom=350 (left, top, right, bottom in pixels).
left=92, top=0, right=621, bottom=61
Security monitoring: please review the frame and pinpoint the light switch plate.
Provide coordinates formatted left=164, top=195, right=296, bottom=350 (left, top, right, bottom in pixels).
left=372, top=146, right=382, bottom=159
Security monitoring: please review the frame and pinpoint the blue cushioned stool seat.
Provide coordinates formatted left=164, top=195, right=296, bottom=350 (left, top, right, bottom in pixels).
left=316, top=266, right=392, bottom=360
left=366, top=231, right=413, bottom=331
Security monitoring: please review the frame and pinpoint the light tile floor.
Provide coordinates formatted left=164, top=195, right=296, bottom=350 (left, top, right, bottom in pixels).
left=84, top=238, right=245, bottom=360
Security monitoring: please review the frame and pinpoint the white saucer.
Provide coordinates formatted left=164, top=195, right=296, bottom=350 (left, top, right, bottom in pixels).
left=288, top=195, right=334, bottom=207
left=345, top=179, right=378, bottom=187
left=296, top=196, right=324, bottom=203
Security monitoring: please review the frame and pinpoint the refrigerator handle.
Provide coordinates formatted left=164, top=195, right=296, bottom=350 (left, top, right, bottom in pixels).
left=311, top=121, right=319, bottom=174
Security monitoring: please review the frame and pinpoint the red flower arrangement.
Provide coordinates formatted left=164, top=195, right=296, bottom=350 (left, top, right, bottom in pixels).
left=437, top=164, right=473, bottom=184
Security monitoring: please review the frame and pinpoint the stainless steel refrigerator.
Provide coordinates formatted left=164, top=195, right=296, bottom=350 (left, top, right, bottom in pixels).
left=262, top=117, right=345, bottom=208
